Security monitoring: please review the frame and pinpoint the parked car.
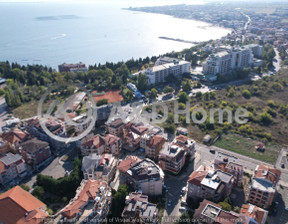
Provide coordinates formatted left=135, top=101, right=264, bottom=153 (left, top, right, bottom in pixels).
left=179, top=207, right=187, bottom=212
left=180, top=187, right=186, bottom=195
left=181, top=200, right=188, bottom=206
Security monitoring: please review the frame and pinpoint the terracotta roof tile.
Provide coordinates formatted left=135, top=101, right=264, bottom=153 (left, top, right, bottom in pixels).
left=0, top=186, right=47, bottom=224
left=254, top=164, right=281, bottom=184
left=240, top=204, right=267, bottom=224
left=118, top=156, right=141, bottom=173
left=146, top=135, right=165, bottom=148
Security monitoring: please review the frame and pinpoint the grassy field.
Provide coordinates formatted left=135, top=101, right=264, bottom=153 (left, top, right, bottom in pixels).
left=13, top=100, right=51, bottom=119
left=214, top=133, right=281, bottom=164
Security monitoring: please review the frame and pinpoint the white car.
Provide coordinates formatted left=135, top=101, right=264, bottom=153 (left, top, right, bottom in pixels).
left=179, top=207, right=187, bottom=212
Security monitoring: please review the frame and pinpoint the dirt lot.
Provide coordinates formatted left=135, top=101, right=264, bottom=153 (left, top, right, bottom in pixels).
left=92, top=90, right=124, bottom=103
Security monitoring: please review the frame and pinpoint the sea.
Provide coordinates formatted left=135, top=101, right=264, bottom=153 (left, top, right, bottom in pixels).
left=0, top=0, right=231, bottom=69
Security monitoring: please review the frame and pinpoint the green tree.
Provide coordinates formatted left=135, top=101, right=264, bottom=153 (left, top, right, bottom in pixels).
left=259, top=112, right=273, bottom=125
left=20, top=184, right=30, bottom=192
left=96, top=98, right=108, bottom=106
left=219, top=202, right=231, bottom=211
left=137, top=73, right=148, bottom=92
left=178, top=91, right=188, bottom=103
left=163, top=85, right=174, bottom=94
left=182, top=79, right=192, bottom=92
left=32, top=186, right=44, bottom=200
left=150, top=88, right=158, bottom=99
left=108, top=185, right=129, bottom=221
left=242, top=89, right=251, bottom=99
left=176, top=212, right=191, bottom=224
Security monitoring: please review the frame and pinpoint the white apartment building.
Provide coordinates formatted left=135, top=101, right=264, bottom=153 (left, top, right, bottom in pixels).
left=144, top=60, right=191, bottom=84
left=203, top=45, right=255, bottom=76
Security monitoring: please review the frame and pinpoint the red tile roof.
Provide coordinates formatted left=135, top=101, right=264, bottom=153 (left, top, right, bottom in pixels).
left=2, top=128, right=28, bottom=145
left=105, top=134, right=120, bottom=146
left=241, top=204, right=267, bottom=224
left=176, top=135, right=189, bottom=143
left=61, top=180, right=108, bottom=219
left=118, top=156, right=141, bottom=173
left=82, top=135, right=105, bottom=148
left=0, top=186, right=47, bottom=224
left=188, top=165, right=210, bottom=186
left=147, top=135, right=165, bottom=148
left=254, top=164, right=281, bottom=184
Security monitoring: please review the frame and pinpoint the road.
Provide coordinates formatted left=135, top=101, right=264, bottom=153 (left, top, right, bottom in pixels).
left=0, top=97, right=11, bottom=128
left=161, top=158, right=196, bottom=224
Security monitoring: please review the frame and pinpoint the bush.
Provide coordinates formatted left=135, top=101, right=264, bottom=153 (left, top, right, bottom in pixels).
left=242, top=89, right=251, bottom=99
left=178, top=91, right=188, bottom=103
left=20, top=184, right=30, bottom=192
left=32, top=186, right=44, bottom=200
left=96, top=98, right=108, bottom=106
left=178, top=103, right=186, bottom=110
left=272, top=82, right=283, bottom=91
left=36, top=157, right=83, bottom=199
left=218, top=202, right=231, bottom=211
left=259, top=112, right=273, bottom=125
left=267, top=100, right=277, bottom=108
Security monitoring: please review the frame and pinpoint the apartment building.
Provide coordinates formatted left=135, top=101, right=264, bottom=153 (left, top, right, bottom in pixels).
left=82, top=153, right=117, bottom=183
left=158, top=145, right=186, bottom=175
left=187, top=165, right=234, bottom=203
left=81, top=134, right=121, bottom=156
left=1, top=128, right=29, bottom=152
left=200, top=170, right=234, bottom=202
left=122, top=192, right=158, bottom=224
left=246, top=44, right=263, bottom=58
left=203, top=45, right=254, bottom=76
left=194, top=199, right=250, bottom=224
left=240, top=204, right=268, bottom=224
left=121, top=158, right=164, bottom=196
left=144, top=135, right=166, bottom=159
left=0, top=152, right=27, bottom=185
left=58, top=62, right=88, bottom=73
left=118, top=156, right=142, bottom=185
left=144, top=60, right=191, bottom=85
left=106, top=118, right=125, bottom=136
left=123, top=122, right=148, bottom=152
left=248, top=164, right=281, bottom=209
left=18, top=138, right=51, bottom=169
left=0, top=186, right=48, bottom=224
left=172, top=135, right=196, bottom=160
left=187, top=165, right=214, bottom=203
left=155, top=56, right=181, bottom=66
left=214, top=152, right=243, bottom=187
left=61, top=180, right=111, bottom=223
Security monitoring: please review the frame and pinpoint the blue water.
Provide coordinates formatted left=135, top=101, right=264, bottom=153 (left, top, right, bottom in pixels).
left=0, top=0, right=231, bottom=68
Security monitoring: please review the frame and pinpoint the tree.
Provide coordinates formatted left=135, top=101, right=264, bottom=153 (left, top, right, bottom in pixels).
left=195, top=91, right=202, bottom=98
left=176, top=212, right=191, bottom=224
left=96, top=98, right=108, bottom=106
left=233, top=206, right=240, bottom=213
left=178, top=103, right=186, bottom=110
left=108, top=185, right=129, bottom=221
left=137, top=73, right=148, bottom=92
left=259, top=111, right=273, bottom=125
left=124, top=89, right=134, bottom=102
left=242, top=89, right=251, bottom=99
left=178, top=91, right=188, bottom=103
left=218, top=202, right=231, bottom=211
left=163, top=85, right=173, bottom=94
left=32, top=186, right=44, bottom=200
left=150, top=88, right=158, bottom=99
left=182, top=79, right=192, bottom=92
left=20, top=184, right=30, bottom=192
